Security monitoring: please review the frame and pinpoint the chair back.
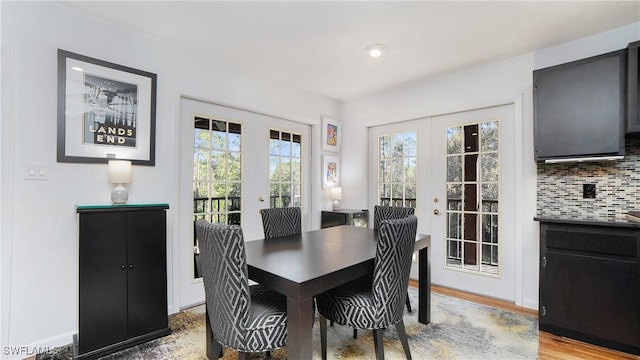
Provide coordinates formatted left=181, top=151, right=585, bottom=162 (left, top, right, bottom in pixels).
left=372, top=215, right=418, bottom=328
left=196, top=219, right=251, bottom=350
left=373, top=205, right=415, bottom=230
left=260, top=207, right=302, bottom=239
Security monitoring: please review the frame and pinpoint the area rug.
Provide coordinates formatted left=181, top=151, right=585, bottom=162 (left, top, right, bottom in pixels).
left=39, top=288, right=538, bottom=359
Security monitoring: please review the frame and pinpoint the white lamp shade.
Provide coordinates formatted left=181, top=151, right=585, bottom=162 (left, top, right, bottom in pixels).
left=330, top=187, right=342, bottom=200
left=108, top=160, right=132, bottom=184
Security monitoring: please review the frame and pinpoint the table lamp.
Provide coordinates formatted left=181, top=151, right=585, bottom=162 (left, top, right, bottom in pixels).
left=108, top=160, right=132, bottom=204
left=331, top=187, right=342, bottom=210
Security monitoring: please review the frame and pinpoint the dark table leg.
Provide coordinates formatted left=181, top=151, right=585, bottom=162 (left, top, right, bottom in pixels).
left=418, top=245, right=431, bottom=324
left=286, top=296, right=315, bottom=359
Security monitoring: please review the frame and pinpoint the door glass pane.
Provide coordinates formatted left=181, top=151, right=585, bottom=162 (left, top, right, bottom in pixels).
left=447, top=240, right=462, bottom=269
left=481, top=153, right=499, bottom=182
left=447, top=126, right=463, bottom=154
left=447, top=184, right=462, bottom=210
left=447, top=156, right=462, bottom=182
left=445, top=121, right=500, bottom=276
left=192, top=117, right=243, bottom=279
left=377, top=131, right=417, bottom=207
left=480, top=121, right=499, bottom=151
left=269, top=129, right=303, bottom=209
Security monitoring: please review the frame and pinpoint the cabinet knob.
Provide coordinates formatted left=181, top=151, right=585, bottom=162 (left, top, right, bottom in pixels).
left=120, top=265, right=126, bottom=270
left=129, top=264, right=134, bottom=269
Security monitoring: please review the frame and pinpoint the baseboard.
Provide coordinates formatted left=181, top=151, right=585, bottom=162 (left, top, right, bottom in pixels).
left=522, top=298, right=539, bottom=311
left=2, top=331, right=75, bottom=360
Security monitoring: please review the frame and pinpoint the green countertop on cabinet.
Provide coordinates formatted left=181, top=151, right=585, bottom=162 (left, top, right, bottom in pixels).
left=76, top=203, right=169, bottom=213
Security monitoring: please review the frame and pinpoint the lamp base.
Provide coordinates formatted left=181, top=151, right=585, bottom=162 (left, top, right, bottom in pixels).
left=111, top=184, right=128, bottom=204
left=332, top=200, right=340, bottom=211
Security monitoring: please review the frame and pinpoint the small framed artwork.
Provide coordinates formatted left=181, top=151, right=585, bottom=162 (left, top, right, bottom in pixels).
left=322, top=154, right=340, bottom=189
left=321, top=116, right=341, bottom=153
left=57, top=49, right=157, bottom=165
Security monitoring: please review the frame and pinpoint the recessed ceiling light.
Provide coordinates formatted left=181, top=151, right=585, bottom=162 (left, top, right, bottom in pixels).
left=366, top=44, right=387, bottom=58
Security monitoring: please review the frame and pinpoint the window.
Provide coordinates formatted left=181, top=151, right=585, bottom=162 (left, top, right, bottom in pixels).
left=377, top=131, right=417, bottom=207
left=445, top=121, right=499, bottom=275
left=269, top=130, right=302, bottom=208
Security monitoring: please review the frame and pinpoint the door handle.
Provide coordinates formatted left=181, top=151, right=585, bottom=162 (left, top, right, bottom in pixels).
left=433, top=209, right=440, bottom=215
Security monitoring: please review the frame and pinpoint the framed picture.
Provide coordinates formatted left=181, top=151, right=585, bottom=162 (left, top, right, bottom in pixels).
left=57, top=49, right=157, bottom=165
left=322, top=154, right=340, bottom=189
left=321, top=116, right=341, bottom=153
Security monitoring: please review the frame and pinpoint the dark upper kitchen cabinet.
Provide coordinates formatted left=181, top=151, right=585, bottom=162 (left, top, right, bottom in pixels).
left=534, top=49, right=627, bottom=162
left=628, top=40, right=640, bottom=134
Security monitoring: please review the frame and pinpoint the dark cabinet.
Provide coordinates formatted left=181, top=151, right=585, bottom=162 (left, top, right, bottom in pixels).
left=628, top=40, right=640, bottom=134
left=321, top=209, right=369, bottom=228
left=538, top=221, right=640, bottom=355
left=533, top=50, right=627, bottom=162
left=76, top=204, right=170, bottom=359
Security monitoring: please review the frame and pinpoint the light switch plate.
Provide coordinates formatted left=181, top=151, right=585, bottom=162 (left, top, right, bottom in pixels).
left=24, top=163, right=48, bottom=180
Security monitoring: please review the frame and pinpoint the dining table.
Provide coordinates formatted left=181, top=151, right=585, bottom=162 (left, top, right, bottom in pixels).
left=241, top=225, right=432, bottom=359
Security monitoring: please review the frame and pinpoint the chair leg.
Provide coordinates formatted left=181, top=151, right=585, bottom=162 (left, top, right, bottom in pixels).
left=372, top=329, right=385, bottom=360
left=209, top=340, right=222, bottom=360
left=319, top=314, right=328, bottom=360
left=405, top=290, right=412, bottom=313
left=237, top=351, right=250, bottom=360
left=353, top=328, right=358, bottom=338
left=395, top=319, right=412, bottom=360
left=206, top=312, right=223, bottom=359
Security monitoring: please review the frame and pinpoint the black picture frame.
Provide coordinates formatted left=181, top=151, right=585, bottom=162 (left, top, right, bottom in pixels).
left=57, top=49, right=157, bottom=165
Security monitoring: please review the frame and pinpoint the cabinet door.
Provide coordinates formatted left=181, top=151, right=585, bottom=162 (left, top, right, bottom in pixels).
left=321, top=211, right=346, bottom=228
left=79, top=212, right=128, bottom=354
left=542, top=251, right=640, bottom=347
left=533, top=50, right=626, bottom=160
left=126, top=210, right=168, bottom=338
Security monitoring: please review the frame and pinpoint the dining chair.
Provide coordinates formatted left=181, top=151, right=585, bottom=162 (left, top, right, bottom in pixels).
left=374, top=205, right=416, bottom=313
left=316, top=215, right=418, bottom=360
left=196, top=219, right=288, bottom=360
left=259, top=206, right=302, bottom=239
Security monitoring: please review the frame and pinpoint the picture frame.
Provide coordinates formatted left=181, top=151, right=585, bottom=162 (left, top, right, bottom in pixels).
left=57, top=49, right=157, bottom=165
left=321, top=116, right=341, bottom=153
left=322, top=154, right=340, bottom=189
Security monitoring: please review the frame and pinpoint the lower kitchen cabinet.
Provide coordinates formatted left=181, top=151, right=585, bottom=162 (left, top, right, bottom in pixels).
left=76, top=204, right=170, bottom=359
left=538, top=220, right=640, bottom=355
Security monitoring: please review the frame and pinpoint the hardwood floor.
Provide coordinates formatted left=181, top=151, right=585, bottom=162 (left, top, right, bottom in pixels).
left=413, top=282, right=640, bottom=360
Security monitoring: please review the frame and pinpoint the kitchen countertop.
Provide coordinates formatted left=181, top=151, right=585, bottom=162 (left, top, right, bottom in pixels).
left=535, top=215, right=640, bottom=228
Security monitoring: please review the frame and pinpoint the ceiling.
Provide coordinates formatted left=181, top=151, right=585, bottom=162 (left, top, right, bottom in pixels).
left=61, top=1, right=640, bottom=102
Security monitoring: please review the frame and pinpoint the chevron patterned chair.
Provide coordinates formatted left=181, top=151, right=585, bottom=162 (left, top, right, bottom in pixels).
left=316, top=215, right=418, bottom=360
left=374, top=205, right=416, bottom=313
left=196, top=219, right=288, bottom=360
left=259, top=207, right=302, bottom=239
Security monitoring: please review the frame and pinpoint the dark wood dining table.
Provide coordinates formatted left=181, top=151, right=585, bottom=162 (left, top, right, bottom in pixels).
left=243, top=225, right=431, bottom=359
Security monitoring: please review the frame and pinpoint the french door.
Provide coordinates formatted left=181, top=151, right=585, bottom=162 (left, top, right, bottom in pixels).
left=369, top=104, right=517, bottom=301
left=179, top=97, right=311, bottom=308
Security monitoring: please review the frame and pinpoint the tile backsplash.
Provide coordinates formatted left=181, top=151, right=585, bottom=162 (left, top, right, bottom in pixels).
left=537, top=137, right=640, bottom=219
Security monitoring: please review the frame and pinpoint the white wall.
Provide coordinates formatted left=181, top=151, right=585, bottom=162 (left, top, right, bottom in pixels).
left=0, top=2, right=340, bottom=353
left=340, top=21, right=640, bottom=310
